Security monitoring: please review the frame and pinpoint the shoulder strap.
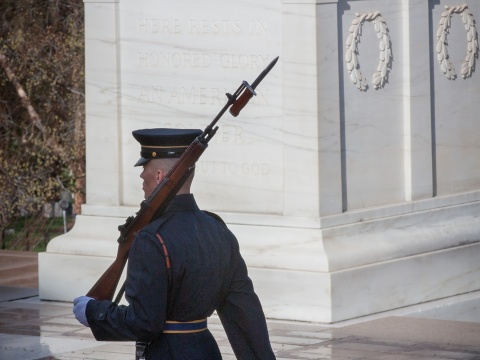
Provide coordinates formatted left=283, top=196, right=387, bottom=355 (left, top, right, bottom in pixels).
left=154, top=211, right=175, bottom=287
left=113, top=214, right=175, bottom=305
left=155, top=232, right=174, bottom=318
left=155, top=233, right=172, bottom=287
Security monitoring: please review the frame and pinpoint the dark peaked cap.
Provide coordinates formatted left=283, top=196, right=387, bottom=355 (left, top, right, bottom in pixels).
left=132, top=128, right=202, bottom=167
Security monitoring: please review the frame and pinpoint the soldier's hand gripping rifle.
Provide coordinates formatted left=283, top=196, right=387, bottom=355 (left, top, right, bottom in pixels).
left=86, top=56, right=279, bottom=302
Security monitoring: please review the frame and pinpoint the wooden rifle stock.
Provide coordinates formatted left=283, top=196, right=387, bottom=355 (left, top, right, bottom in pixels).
left=86, top=56, right=279, bottom=302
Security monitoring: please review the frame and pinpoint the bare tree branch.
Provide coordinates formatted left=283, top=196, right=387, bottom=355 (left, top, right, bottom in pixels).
left=0, top=51, right=66, bottom=160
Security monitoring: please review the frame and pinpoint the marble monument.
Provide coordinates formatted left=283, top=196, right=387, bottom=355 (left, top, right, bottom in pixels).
left=39, top=0, right=480, bottom=323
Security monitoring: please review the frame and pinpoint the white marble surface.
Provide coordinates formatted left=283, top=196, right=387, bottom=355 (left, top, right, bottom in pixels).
left=115, top=0, right=284, bottom=214
left=39, top=0, right=480, bottom=323
left=433, top=2, right=480, bottom=196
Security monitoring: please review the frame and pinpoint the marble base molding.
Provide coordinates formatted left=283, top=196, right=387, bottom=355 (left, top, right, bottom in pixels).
left=40, top=192, right=480, bottom=322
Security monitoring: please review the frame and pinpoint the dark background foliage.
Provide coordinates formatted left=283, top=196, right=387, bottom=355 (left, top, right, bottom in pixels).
left=0, top=0, right=85, bottom=249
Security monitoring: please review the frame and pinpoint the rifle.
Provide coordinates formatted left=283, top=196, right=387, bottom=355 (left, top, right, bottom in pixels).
left=86, top=56, right=279, bottom=302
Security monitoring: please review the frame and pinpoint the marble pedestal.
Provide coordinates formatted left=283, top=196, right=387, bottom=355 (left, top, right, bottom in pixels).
left=39, top=0, right=480, bottom=323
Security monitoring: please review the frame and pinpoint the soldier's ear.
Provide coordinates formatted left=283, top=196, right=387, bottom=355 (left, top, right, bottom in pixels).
left=155, top=169, right=165, bottom=184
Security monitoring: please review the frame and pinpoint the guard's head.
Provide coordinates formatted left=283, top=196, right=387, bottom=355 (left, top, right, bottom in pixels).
left=132, top=128, right=202, bottom=199
left=132, top=128, right=202, bottom=167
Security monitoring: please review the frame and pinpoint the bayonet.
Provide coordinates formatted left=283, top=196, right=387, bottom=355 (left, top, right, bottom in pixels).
left=229, top=56, right=279, bottom=117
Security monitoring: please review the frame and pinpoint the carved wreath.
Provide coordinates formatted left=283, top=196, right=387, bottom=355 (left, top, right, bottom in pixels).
left=436, top=4, right=479, bottom=80
left=345, top=12, right=392, bottom=91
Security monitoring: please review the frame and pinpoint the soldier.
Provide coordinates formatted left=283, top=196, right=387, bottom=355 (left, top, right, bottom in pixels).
left=73, top=128, right=276, bottom=359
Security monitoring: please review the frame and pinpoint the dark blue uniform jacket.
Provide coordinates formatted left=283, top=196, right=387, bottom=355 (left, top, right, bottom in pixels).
left=85, top=194, right=276, bottom=359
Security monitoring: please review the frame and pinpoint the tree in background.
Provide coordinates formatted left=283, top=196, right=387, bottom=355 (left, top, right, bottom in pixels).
left=0, top=0, right=85, bottom=248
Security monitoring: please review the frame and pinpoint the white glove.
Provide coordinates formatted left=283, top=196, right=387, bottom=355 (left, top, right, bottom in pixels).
left=73, top=296, right=94, bottom=327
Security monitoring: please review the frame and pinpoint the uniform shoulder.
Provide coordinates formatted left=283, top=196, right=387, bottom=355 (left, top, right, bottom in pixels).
left=202, top=210, right=226, bottom=225
left=139, top=212, right=175, bottom=236
left=202, top=211, right=238, bottom=243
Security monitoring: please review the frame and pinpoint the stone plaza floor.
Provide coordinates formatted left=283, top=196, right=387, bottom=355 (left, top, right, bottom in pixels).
left=1, top=250, right=480, bottom=359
